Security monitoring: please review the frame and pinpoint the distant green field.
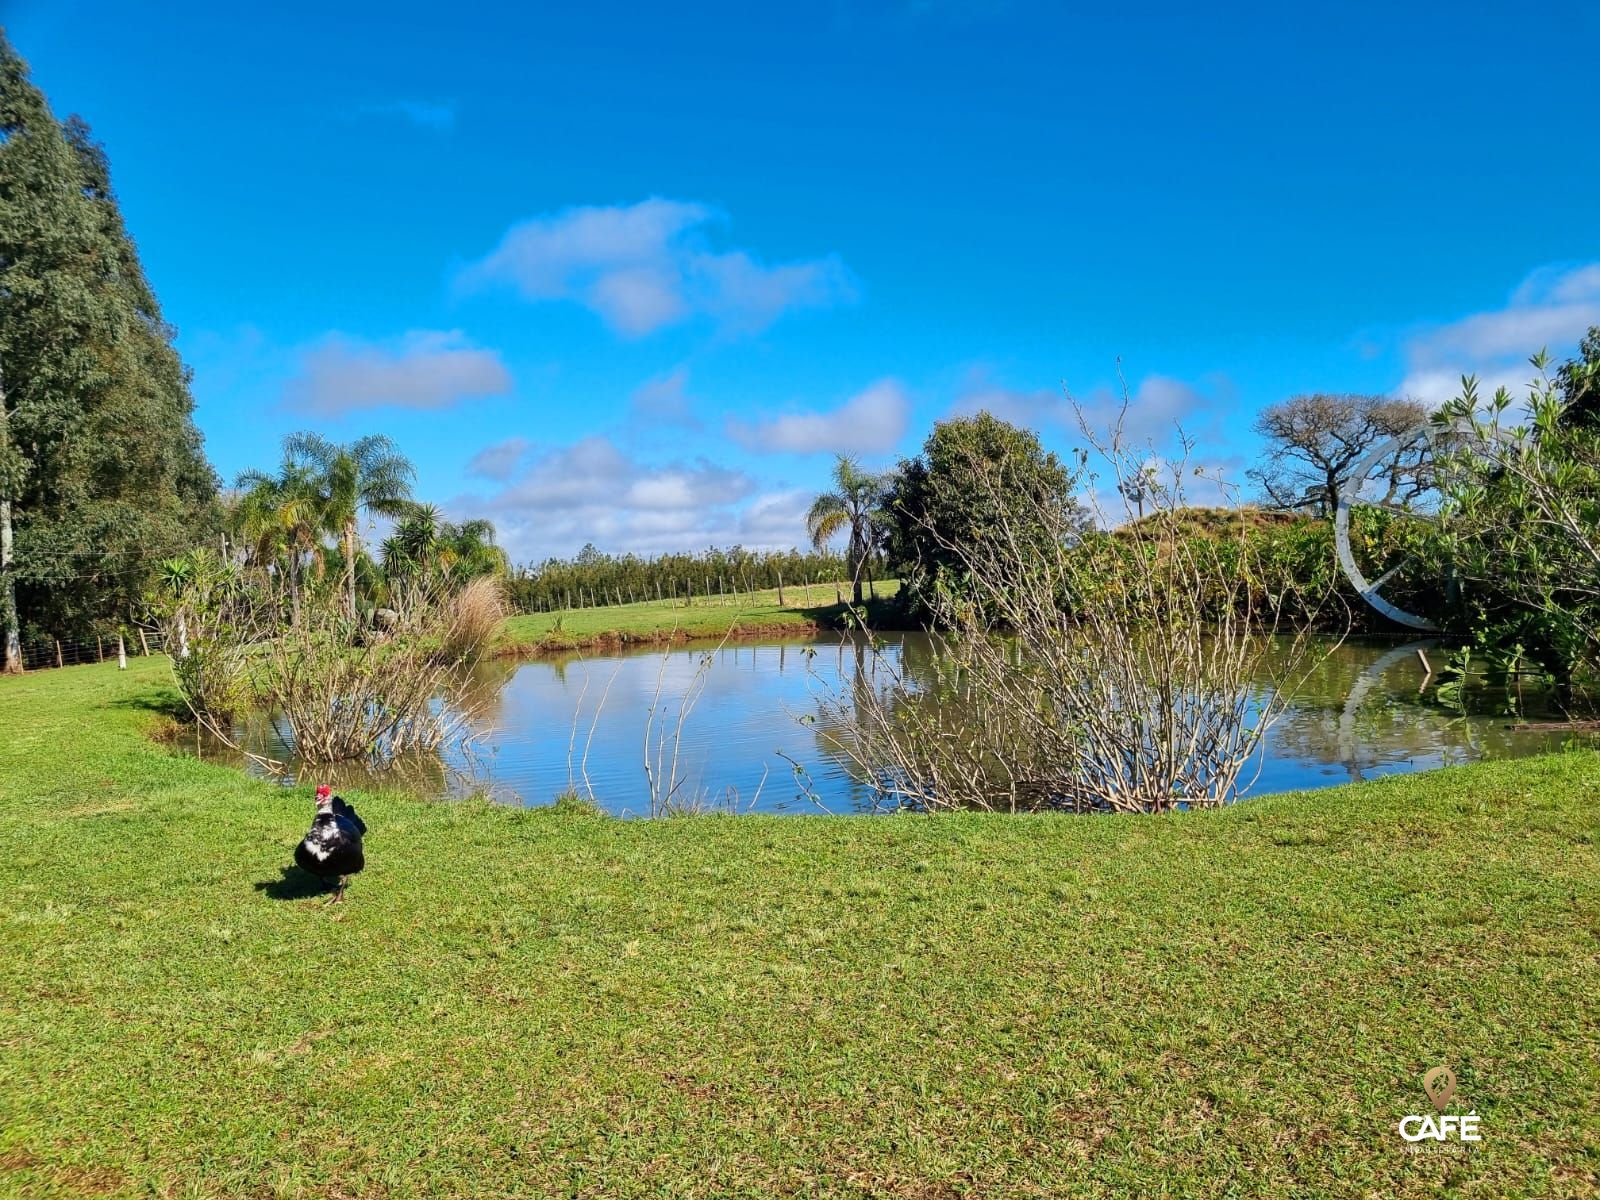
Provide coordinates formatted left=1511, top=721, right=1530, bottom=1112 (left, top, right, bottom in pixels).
left=2, top=657, right=1598, bottom=1197
left=500, top=579, right=902, bottom=653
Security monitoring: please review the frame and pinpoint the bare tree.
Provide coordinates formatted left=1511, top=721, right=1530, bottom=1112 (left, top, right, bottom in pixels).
left=1248, top=393, right=1429, bottom=516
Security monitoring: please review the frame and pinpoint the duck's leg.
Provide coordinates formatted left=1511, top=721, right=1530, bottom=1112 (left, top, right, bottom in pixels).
left=333, top=876, right=348, bottom=903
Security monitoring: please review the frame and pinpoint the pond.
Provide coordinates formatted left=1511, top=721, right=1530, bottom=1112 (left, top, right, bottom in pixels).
left=185, top=632, right=1595, bottom=815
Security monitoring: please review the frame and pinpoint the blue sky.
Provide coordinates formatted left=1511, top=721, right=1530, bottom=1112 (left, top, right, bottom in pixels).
left=8, top=0, right=1599, bottom=561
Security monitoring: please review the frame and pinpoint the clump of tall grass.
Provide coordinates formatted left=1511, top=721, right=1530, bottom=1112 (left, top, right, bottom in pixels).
left=439, top=574, right=507, bottom=664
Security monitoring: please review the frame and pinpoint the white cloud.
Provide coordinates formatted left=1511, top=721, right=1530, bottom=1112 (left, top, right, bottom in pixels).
left=1070, top=374, right=1216, bottom=449
left=948, top=370, right=1066, bottom=427
left=736, top=489, right=813, bottom=543
left=628, top=366, right=699, bottom=427
left=458, top=198, right=856, bottom=337
left=459, top=436, right=794, bottom=560
left=948, top=368, right=1215, bottom=450
left=727, top=378, right=910, bottom=454
left=1396, top=261, right=1600, bottom=406
left=465, top=436, right=533, bottom=481
left=284, top=330, right=511, bottom=415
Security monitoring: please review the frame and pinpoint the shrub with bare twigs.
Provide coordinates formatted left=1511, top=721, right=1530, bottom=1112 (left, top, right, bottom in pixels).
left=817, top=400, right=1343, bottom=813
left=252, top=577, right=478, bottom=765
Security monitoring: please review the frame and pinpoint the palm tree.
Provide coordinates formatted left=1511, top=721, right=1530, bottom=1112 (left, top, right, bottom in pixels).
left=232, top=460, right=326, bottom=624
left=382, top=504, right=508, bottom=584
left=285, top=432, right=416, bottom=617
left=381, top=504, right=439, bottom=582
left=441, top=517, right=509, bottom=580
left=806, top=455, right=885, bottom=606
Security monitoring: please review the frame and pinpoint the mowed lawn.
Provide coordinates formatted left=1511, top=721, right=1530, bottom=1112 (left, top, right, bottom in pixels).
left=2, top=659, right=1598, bottom=1198
left=498, top=580, right=901, bottom=654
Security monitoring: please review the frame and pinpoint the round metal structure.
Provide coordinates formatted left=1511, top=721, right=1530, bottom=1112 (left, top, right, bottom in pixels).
left=1333, top=418, right=1518, bottom=631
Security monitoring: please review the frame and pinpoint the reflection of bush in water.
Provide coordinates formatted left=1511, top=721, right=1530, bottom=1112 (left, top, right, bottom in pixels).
left=820, top=635, right=1576, bottom=803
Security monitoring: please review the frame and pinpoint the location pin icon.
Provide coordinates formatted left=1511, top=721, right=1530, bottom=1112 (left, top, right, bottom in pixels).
left=1423, top=1065, right=1457, bottom=1113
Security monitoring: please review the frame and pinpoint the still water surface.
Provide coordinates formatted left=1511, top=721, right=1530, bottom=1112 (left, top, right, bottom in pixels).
left=191, top=633, right=1592, bottom=815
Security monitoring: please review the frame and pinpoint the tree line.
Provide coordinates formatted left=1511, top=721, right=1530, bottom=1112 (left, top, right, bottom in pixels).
left=505, top=545, right=848, bottom=612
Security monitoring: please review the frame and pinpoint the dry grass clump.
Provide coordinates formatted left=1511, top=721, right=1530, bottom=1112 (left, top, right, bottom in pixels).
left=439, top=574, right=507, bottom=665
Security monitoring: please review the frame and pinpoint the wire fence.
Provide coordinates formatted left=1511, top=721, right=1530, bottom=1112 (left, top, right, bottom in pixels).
left=14, top=625, right=169, bottom=673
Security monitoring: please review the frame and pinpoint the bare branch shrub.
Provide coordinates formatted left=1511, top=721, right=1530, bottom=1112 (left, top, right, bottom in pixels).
left=818, top=404, right=1343, bottom=813
left=561, top=626, right=768, bottom=816
left=253, top=577, right=474, bottom=765
left=641, top=633, right=732, bottom=816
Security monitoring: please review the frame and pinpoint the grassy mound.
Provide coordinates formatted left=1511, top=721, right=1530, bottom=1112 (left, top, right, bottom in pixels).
left=1, top=659, right=1597, bottom=1197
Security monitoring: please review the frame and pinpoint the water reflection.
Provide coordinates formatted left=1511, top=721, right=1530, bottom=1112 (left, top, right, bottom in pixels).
left=190, top=633, right=1592, bottom=814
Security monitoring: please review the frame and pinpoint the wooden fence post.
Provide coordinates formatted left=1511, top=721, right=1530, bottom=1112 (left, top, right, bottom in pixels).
left=777, top=569, right=785, bottom=607
left=138, top=628, right=150, bottom=656
left=97, top=636, right=104, bottom=662
left=117, top=633, right=127, bottom=670
left=55, top=639, right=63, bottom=668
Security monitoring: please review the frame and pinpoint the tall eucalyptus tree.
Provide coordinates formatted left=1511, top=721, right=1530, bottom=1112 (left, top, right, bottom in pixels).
left=0, top=32, right=215, bottom=668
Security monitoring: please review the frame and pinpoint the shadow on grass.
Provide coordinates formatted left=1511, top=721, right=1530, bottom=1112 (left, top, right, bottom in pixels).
left=787, top=591, right=911, bottom=631
left=111, top=688, right=191, bottom=722
left=254, top=866, right=331, bottom=901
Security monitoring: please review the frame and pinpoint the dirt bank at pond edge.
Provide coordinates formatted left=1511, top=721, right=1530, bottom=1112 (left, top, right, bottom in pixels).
left=496, top=617, right=832, bottom=658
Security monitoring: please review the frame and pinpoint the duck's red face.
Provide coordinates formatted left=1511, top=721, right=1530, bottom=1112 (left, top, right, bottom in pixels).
left=315, top=784, right=333, bottom=808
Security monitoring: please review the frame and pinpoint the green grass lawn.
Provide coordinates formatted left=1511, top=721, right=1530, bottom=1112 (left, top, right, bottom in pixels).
left=2, top=658, right=1598, bottom=1198
left=498, top=579, right=901, bottom=654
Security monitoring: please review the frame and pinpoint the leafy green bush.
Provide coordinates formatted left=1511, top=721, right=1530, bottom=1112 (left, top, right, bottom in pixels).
left=1431, top=356, right=1600, bottom=692
left=147, top=550, right=255, bottom=724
